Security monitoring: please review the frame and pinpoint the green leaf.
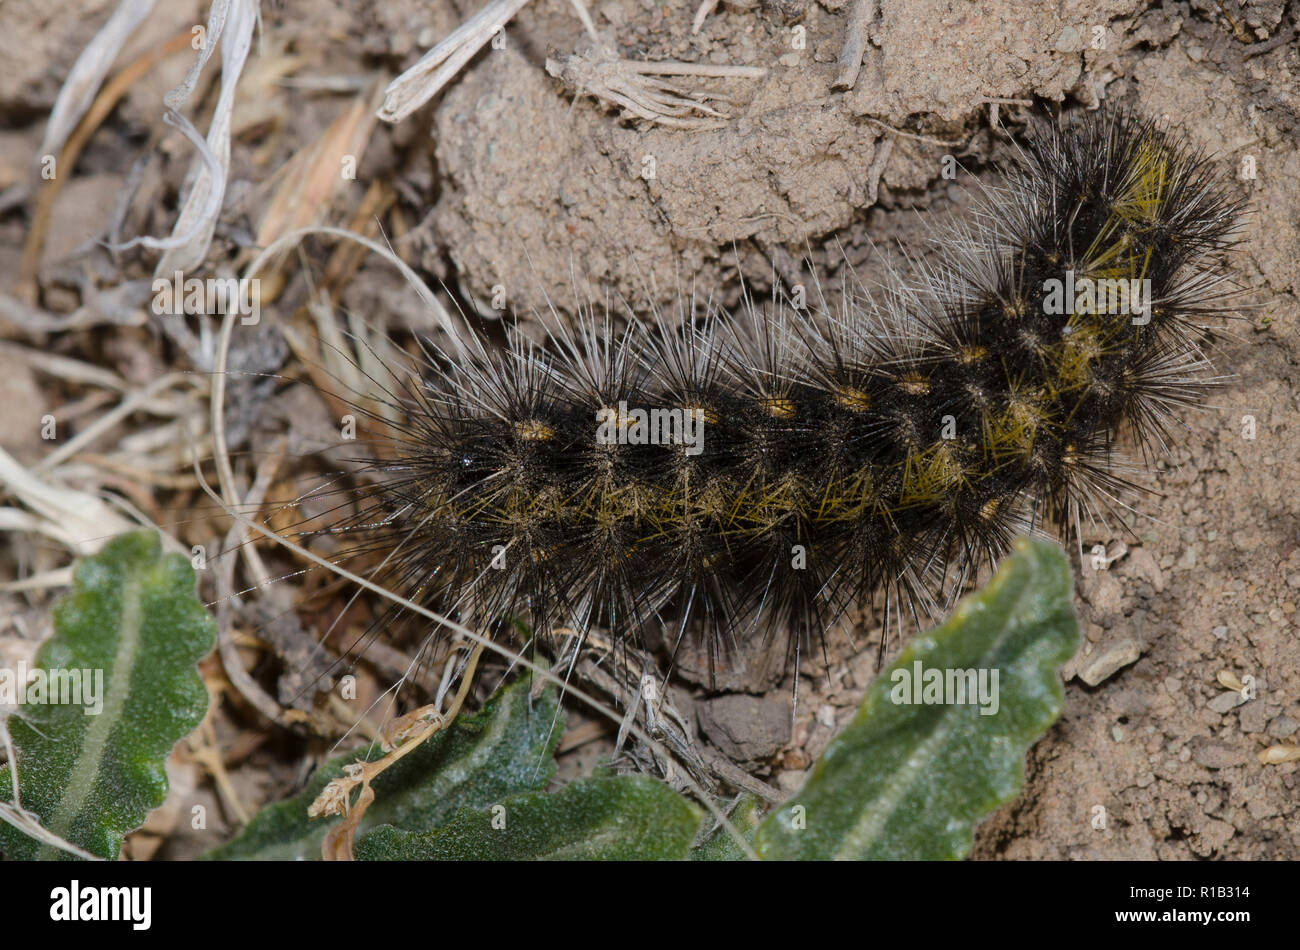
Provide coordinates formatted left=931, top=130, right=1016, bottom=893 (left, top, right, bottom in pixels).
left=356, top=776, right=701, bottom=860
left=691, top=794, right=762, bottom=861
left=205, top=673, right=564, bottom=860
left=0, top=532, right=215, bottom=860
left=755, top=538, right=1079, bottom=860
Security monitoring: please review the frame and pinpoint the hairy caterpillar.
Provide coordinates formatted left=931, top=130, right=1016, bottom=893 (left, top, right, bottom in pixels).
left=295, top=108, right=1242, bottom=685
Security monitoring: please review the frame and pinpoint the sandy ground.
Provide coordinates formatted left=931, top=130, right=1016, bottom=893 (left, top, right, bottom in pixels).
left=1, top=0, right=1297, bottom=859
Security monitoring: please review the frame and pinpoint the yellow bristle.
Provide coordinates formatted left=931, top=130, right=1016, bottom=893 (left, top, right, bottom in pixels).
left=514, top=419, right=556, bottom=441
left=899, top=441, right=968, bottom=505
left=834, top=385, right=872, bottom=412
left=759, top=396, right=797, bottom=418
left=898, top=373, right=931, bottom=396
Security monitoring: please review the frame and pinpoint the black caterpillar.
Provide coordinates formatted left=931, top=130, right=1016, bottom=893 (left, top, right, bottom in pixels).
left=314, top=109, right=1242, bottom=679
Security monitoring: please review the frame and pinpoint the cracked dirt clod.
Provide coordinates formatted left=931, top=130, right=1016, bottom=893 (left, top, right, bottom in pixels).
left=696, top=693, right=792, bottom=764
left=429, top=0, right=1152, bottom=318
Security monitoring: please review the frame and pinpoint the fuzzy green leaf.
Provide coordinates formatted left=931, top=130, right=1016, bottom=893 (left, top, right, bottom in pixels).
left=356, top=776, right=701, bottom=860
left=205, top=674, right=563, bottom=860
left=691, top=794, right=762, bottom=861
left=0, top=532, right=215, bottom=860
left=755, top=537, right=1079, bottom=860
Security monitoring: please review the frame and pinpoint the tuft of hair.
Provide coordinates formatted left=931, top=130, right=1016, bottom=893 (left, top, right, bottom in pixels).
left=291, top=108, right=1245, bottom=685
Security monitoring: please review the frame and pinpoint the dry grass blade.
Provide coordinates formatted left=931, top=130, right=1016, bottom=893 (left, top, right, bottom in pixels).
left=253, top=95, right=379, bottom=254
left=38, top=0, right=159, bottom=163
left=0, top=333, right=207, bottom=572
left=240, top=226, right=469, bottom=359
left=16, top=31, right=194, bottom=301
left=377, top=0, right=534, bottom=124
left=0, top=448, right=138, bottom=556
left=210, top=436, right=302, bottom=729
left=34, top=372, right=197, bottom=474
left=149, top=0, right=259, bottom=272
left=546, top=48, right=767, bottom=130
left=0, top=800, right=102, bottom=861
left=312, top=642, right=486, bottom=861
left=691, top=0, right=719, bottom=34
left=374, top=0, right=605, bottom=124
left=0, top=282, right=152, bottom=337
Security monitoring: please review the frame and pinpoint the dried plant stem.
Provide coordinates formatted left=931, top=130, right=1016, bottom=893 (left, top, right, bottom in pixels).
left=314, top=642, right=486, bottom=860
left=212, top=437, right=300, bottom=728
left=34, top=372, right=195, bottom=474
left=377, top=0, right=533, bottom=123
left=187, top=714, right=250, bottom=825
left=691, top=0, right=720, bottom=34
left=548, top=48, right=766, bottom=130
left=833, top=0, right=878, bottom=90
left=16, top=31, right=193, bottom=301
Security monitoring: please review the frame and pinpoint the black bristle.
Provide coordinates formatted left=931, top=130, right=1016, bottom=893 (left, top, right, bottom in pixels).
left=297, top=108, right=1245, bottom=685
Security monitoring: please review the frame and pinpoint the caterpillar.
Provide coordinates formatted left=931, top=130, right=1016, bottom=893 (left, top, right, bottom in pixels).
left=302, top=108, right=1242, bottom=685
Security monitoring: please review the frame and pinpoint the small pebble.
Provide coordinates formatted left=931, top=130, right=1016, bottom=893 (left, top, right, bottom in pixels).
left=1078, top=639, right=1142, bottom=686
left=1193, top=741, right=1248, bottom=769
left=1054, top=25, right=1081, bottom=52
left=1208, top=690, right=1245, bottom=714
left=1267, top=715, right=1299, bottom=738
